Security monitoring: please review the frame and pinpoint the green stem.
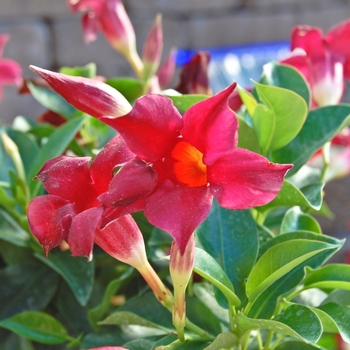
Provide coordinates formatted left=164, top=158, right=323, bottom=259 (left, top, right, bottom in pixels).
left=320, top=141, right=331, bottom=182
left=257, top=330, right=264, bottom=350
left=264, top=330, right=274, bottom=349
left=270, top=334, right=285, bottom=350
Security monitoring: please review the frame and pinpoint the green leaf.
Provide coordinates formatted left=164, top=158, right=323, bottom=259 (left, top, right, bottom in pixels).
left=274, top=341, right=322, bottom=349
left=0, top=208, right=31, bottom=247
left=28, top=116, right=87, bottom=195
left=0, top=311, right=72, bottom=344
left=193, top=248, right=240, bottom=306
left=27, top=82, right=81, bottom=120
left=99, top=310, right=171, bottom=332
left=197, top=203, right=258, bottom=303
left=106, top=77, right=144, bottom=102
left=280, top=207, right=322, bottom=234
left=88, top=268, right=134, bottom=329
left=203, top=333, right=238, bottom=350
left=271, top=105, right=350, bottom=175
left=318, top=302, right=350, bottom=343
left=237, top=304, right=322, bottom=344
left=253, top=81, right=308, bottom=152
left=35, top=250, right=94, bottom=306
left=246, top=239, right=339, bottom=303
left=125, top=337, right=164, bottom=350
left=59, top=63, right=97, bottom=78
left=260, top=62, right=311, bottom=106
left=237, top=115, right=260, bottom=153
left=0, top=263, right=59, bottom=320
left=167, top=94, right=208, bottom=114
left=258, top=180, right=324, bottom=213
left=237, top=86, right=258, bottom=116
left=304, top=264, right=350, bottom=291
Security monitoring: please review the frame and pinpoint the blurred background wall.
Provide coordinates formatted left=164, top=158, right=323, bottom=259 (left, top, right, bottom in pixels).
left=0, top=0, right=350, bottom=248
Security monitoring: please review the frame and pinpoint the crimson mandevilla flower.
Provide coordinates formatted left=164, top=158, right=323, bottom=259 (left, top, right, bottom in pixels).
left=281, top=19, right=350, bottom=107
left=28, top=66, right=293, bottom=253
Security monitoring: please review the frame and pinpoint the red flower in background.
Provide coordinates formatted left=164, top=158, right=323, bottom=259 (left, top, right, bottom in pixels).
left=0, top=34, right=22, bottom=101
left=281, top=19, right=350, bottom=107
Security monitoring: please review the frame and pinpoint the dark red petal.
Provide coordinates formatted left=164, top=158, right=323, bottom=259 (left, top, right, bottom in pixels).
left=181, top=83, right=238, bottom=166
left=98, top=159, right=157, bottom=207
left=100, top=94, right=182, bottom=162
left=95, top=215, right=147, bottom=266
left=36, top=155, right=97, bottom=212
left=144, top=180, right=212, bottom=254
left=68, top=206, right=104, bottom=260
left=208, top=149, right=292, bottom=209
left=90, top=135, right=135, bottom=193
left=27, top=195, right=75, bottom=256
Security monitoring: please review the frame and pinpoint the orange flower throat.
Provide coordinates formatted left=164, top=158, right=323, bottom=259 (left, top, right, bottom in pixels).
left=171, top=141, right=207, bottom=187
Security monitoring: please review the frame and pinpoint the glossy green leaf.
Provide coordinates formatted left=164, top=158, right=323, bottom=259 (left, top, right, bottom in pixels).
left=323, top=290, right=350, bottom=306
left=59, top=63, right=96, bottom=78
left=246, top=239, right=338, bottom=302
left=193, top=248, right=240, bottom=306
left=196, top=202, right=258, bottom=302
left=125, top=338, right=164, bottom=350
left=88, top=268, right=134, bottom=329
left=237, top=85, right=258, bottom=116
left=237, top=304, right=322, bottom=344
left=99, top=311, right=171, bottom=332
left=27, top=82, right=81, bottom=120
left=0, top=263, right=59, bottom=320
left=304, top=264, right=350, bottom=291
left=253, top=81, right=308, bottom=151
left=203, top=333, right=238, bottom=350
left=35, top=250, right=94, bottom=306
left=28, top=116, right=87, bottom=195
left=280, top=207, right=322, bottom=234
left=0, top=208, right=31, bottom=247
left=260, top=62, right=311, bottom=106
left=106, top=77, right=143, bottom=102
left=252, top=103, right=275, bottom=154
left=167, top=94, right=208, bottom=114
left=258, top=180, right=324, bottom=213
left=318, top=302, right=350, bottom=343
left=0, top=311, right=72, bottom=344
left=274, top=341, right=323, bottom=349
left=271, top=105, right=350, bottom=175
left=237, top=115, right=260, bottom=153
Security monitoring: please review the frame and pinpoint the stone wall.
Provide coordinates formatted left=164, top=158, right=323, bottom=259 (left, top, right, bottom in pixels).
left=0, top=0, right=350, bottom=240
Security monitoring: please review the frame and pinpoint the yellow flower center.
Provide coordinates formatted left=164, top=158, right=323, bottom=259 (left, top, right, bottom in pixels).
left=171, top=141, right=207, bottom=187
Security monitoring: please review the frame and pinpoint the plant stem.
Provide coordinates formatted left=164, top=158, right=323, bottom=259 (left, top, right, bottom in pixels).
left=320, top=141, right=331, bottom=182
left=264, top=330, right=274, bottom=349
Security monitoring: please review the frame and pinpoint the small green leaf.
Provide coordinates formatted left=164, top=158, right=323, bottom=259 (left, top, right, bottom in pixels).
left=27, top=82, right=81, bottom=120
left=0, top=311, right=72, bottom=344
left=167, top=94, right=208, bottom=114
left=106, top=77, right=144, bottom=102
left=246, top=239, right=338, bottom=302
left=59, top=63, right=97, bottom=78
left=203, top=333, right=238, bottom=350
left=237, top=86, right=258, bottom=116
left=304, top=264, right=350, bottom=291
left=260, top=62, right=311, bottom=107
left=280, top=207, right=322, bottom=234
left=274, top=341, right=323, bottom=349
left=193, top=248, right=240, bottom=306
left=253, top=81, right=308, bottom=151
left=35, top=250, right=94, bottom=307
left=28, top=116, right=87, bottom=195
left=271, top=105, right=350, bottom=175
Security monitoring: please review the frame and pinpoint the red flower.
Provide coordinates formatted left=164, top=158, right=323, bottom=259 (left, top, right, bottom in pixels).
left=27, top=67, right=293, bottom=253
left=281, top=19, right=350, bottom=107
left=98, top=84, right=293, bottom=253
left=0, top=34, right=22, bottom=100
left=27, top=136, right=135, bottom=259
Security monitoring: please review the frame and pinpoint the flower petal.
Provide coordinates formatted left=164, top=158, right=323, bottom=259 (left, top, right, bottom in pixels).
left=208, top=149, right=293, bottom=209
left=325, top=19, right=350, bottom=59
left=82, top=11, right=99, bottom=43
left=0, top=59, right=22, bottom=86
left=68, top=206, right=104, bottom=260
left=90, top=135, right=135, bottom=193
left=181, top=83, right=238, bottom=165
left=94, top=215, right=147, bottom=269
left=144, top=180, right=212, bottom=253
left=27, top=195, right=75, bottom=255
left=98, top=159, right=157, bottom=207
left=29, top=65, right=132, bottom=118
left=100, top=94, right=182, bottom=162
left=36, top=155, right=97, bottom=212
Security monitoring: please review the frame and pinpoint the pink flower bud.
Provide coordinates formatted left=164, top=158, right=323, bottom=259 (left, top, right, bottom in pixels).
left=29, top=65, right=132, bottom=118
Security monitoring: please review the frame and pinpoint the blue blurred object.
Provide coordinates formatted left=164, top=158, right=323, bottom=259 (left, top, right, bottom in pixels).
left=175, top=41, right=291, bottom=93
